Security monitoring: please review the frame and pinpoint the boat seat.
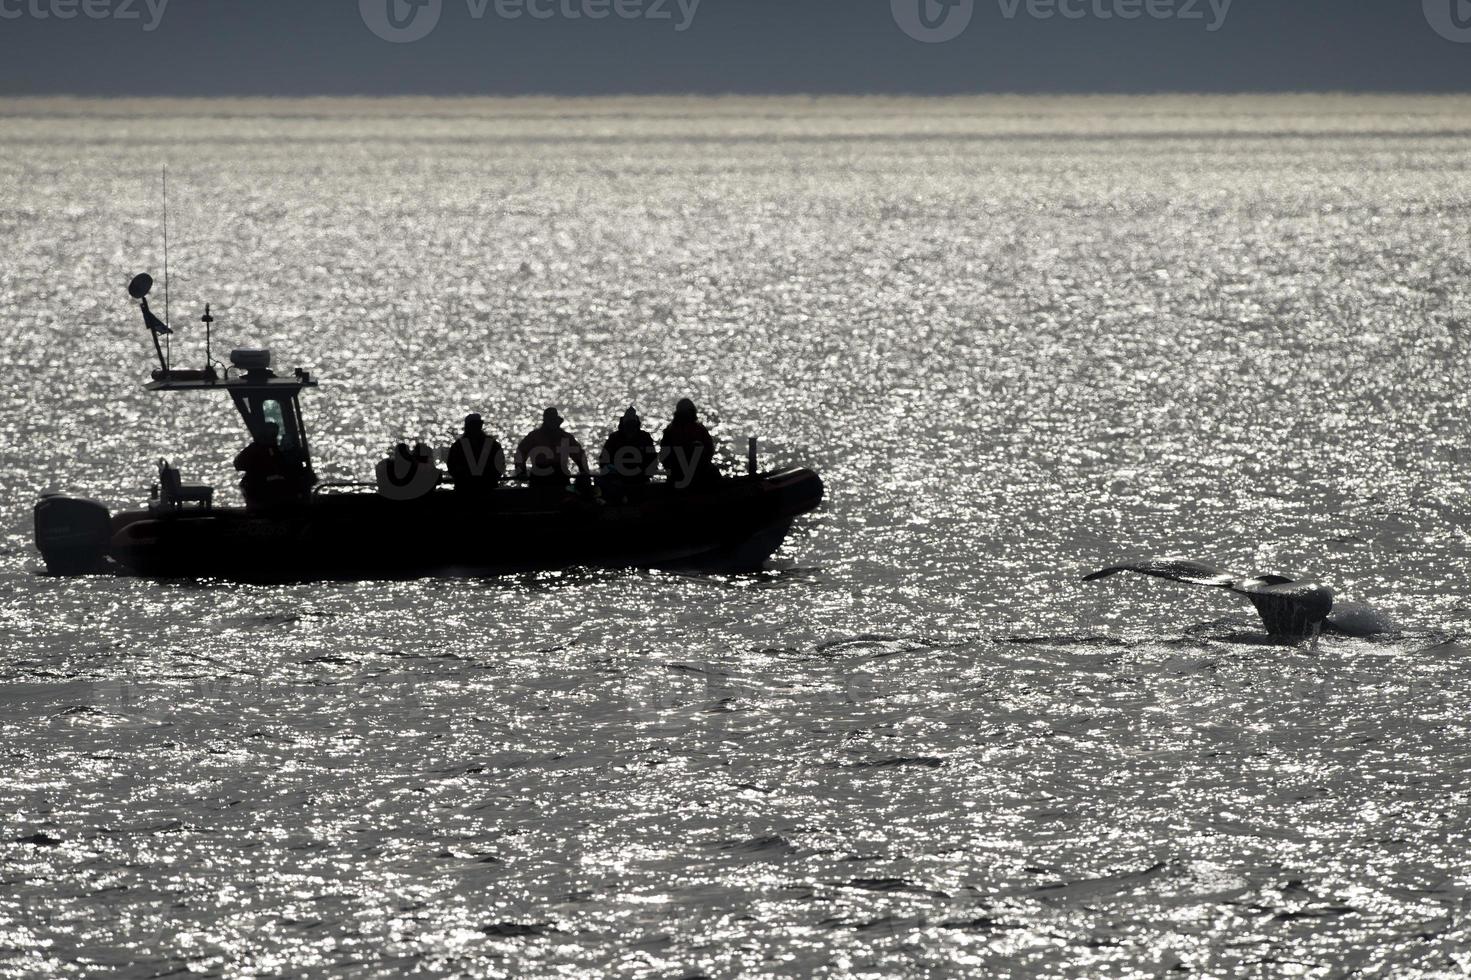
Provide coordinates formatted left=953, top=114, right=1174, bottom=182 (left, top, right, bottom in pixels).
left=157, top=460, right=213, bottom=510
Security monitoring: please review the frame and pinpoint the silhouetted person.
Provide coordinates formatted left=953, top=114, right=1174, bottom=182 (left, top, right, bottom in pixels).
left=234, top=422, right=290, bottom=509
left=447, top=413, right=505, bottom=495
left=516, top=407, right=589, bottom=493
left=412, top=441, right=440, bottom=486
left=384, top=442, right=414, bottom=484
left=376, top=441, right=439, bottom=500
left=660, top=398, right=719, bottom=490
left=599, top=406, right=657, bottom=501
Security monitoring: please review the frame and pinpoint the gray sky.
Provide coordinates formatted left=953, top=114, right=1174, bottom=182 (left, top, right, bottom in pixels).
left=0, top=0, right=1468, bottom=95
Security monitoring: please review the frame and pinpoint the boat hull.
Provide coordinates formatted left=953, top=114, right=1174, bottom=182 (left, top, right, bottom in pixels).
left=97, top=469, right=822, bottom=581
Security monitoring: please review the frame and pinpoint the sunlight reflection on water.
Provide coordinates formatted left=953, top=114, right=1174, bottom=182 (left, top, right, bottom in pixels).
left=1, top=95, right=1470, bottom=977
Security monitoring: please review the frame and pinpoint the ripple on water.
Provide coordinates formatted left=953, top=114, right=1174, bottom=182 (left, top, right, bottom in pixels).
left=0, top=95, right=1470, bottom=976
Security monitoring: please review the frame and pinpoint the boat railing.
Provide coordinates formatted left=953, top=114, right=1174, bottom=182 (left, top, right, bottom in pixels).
left=313, top=467, right=770, bottom=499
left=312, top=476, right=536, bottom=496
left=312, top=481, right=378, bottom=496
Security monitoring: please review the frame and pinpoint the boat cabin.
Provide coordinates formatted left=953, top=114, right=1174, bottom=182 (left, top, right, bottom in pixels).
left=147, top=349, right=317, bottom=474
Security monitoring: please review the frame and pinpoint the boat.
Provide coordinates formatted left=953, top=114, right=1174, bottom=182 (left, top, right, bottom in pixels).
left=33, top=274, right=824, bottom=581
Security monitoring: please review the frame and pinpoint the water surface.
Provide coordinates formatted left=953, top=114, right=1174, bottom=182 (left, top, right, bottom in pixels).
left=1, top=95, right=1470, bottom=977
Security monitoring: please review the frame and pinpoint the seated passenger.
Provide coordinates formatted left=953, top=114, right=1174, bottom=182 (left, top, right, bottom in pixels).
left=375, top=441, right=440, bottom=500
left=412, top=441, right=440, bottom=482
left=599, top=406, right=657, bottom=500
left=659, top=398, right=720, bottom=490
left=446, top=414, right=505, bottom=494
left=515, top=407, right=589, bottom=493
left=234, top=422, right=290, bottom=509
left=382, top=442, right=415, bottom=486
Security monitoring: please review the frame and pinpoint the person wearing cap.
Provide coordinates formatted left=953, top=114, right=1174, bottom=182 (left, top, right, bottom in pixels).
left=447, top=413, right=505, bottom=495
left=515, top=407, right=589, bottom=493
left=598, top=406, right=657, bottom=502
left=659, top=398, right=720, bottom=490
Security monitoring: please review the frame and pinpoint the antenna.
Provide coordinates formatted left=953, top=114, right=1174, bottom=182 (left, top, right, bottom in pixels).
left=202, top=303, right=214, bottom=376
left=162, top=165, right=170, bottom=372
left=129, top=272, right=168, bottom=375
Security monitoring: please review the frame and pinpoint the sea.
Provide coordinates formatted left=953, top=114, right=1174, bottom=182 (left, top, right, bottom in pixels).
left=1, top=94, right=1470, bottom=977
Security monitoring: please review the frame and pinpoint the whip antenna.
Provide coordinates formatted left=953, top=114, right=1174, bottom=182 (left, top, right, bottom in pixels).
left=162, top=165, right=170, bottom=371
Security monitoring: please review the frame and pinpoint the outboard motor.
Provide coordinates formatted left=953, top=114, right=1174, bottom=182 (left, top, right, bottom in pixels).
left=34, top=494, right=114, bottom=575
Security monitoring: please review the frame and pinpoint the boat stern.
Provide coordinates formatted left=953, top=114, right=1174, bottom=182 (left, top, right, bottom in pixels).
left=34, top=494, right=114, bottom=575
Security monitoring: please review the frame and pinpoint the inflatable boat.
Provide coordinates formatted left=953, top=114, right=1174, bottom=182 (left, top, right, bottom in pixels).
left=33, top=275, right=824, bottom=581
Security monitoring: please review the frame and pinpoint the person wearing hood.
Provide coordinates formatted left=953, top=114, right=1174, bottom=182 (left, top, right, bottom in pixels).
left=515, top=407, right=589, bottom=493
left=659, top=398, right=720, bottom=490
left=599, top=406, right=657, bottom=501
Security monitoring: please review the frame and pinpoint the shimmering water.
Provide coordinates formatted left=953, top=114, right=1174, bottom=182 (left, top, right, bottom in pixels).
left=2, top=95, right=1471, bottom=977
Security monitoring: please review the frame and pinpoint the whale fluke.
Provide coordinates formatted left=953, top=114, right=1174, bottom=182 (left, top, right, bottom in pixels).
left=1084, top=556, right=1337, bottom=638
left=1084, top=557, right=1247, bottom=589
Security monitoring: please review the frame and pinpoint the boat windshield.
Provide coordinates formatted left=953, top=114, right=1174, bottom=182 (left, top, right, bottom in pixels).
left=261, top=398, right=299, bottom=452
left=226, top=387, right=311, bottom=470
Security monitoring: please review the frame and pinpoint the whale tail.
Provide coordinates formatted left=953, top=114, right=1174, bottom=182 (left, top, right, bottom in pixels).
left=1084, top=556, right=1336, bottom=638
